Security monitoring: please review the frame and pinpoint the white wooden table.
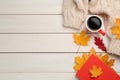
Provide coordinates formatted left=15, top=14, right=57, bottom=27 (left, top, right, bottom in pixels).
left=0, top=0, right=120, bottom=80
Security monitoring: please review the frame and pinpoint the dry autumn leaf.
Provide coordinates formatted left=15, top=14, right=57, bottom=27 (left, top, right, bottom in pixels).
left=101, top=54, right=109, bottom=63
left=116, top=18, right=120, bottom=27
left=94, top=37, right=107, bottom=52
left=73, top=48, right=115, bottom=71
left=111, top=19, right=120, bottom=39
left=107, top=59, right=115, bottom=67
left=90, top=47, right=96, bottom=55
left=82, top=53, right=89, bottom=61
left=74, top=56, right=85, bottom=71
left=101, top=54, right=115, bottom=67
left=90, top=65, right=102, bottom=78
left=89, top=48, right=115, bottom=67
left=73, top=30, right=90, bottom=46
left=74, top=54, right=89, bottom=71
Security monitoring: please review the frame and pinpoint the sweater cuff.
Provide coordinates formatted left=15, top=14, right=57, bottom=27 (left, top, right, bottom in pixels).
left=107, top=39, right=120, bottom=56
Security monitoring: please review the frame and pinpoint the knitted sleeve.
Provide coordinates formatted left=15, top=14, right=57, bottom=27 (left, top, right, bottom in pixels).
left=89, top=0, right=120, bottom=56
left=63, top=0, right=88, bottom=29
left=89, top=0, right=120, bottom=25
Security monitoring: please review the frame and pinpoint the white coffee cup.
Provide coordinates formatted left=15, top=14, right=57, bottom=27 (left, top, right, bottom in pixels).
left=85, top=15, right=105, bottom=36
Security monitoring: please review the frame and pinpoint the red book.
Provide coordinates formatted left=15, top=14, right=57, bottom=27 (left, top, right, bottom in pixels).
left=76, top=54, right=120, bottom=80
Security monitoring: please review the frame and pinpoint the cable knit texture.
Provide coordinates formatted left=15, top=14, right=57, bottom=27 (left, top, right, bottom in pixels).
left=63, top=0, right=120, bottom=56
left=89, top=0, right=120, bottom=56
left=63, top=0, right=88, bottom=29
left=108, top=39, right=120, bottom=56
left=89, top=0, right=120, bottom=29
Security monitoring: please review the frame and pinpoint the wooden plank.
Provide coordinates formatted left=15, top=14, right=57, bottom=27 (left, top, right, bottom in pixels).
left=0, top=73, right=76, bottom=80
left=0, top=15, right=106, bottom=33
left=0, top=53, right=119, bottom=73
left=0, top=15, right=77, bottom=33
left=0, top=73, right=119, bottom=80
left=0, top=0, right=62, bottom=14
left=0, top=34, right=109, bottom=52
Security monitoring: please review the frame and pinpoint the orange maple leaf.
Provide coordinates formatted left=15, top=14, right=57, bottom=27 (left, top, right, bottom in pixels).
left=111, top=19, right=120, bottom=39
left=74, top=54, right=89, bottom=71
left=116, top=18, right=120, bottom=27
left=89, top=48, right=115, bottom=67
left=73, top=30, right=90, bottom=46
left=101, top=54, right=115, bottom=67
left=73, top=48, right=115, bottom=71
left=74, top=56, right=86, bottom=71
left=90, top=47, right=96, bottom=55
left=90, top=65, right=102, bottom=78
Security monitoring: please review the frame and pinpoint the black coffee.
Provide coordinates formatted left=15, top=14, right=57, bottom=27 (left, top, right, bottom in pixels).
left=87, top=16, right=102, bottom=31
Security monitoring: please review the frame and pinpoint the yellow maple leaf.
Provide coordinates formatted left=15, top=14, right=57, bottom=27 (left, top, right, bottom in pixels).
left=111, top=19, right=120, bottom=39
left=74, top=54, right=89, bottom=71
left=73, top=30, right=90, bottom=46
left=74, top=56, right=85, bottom=71
left=89, top=48, right=103, bottom=59
left=73, top=48, right=115, bottom=71
left=82, top=53, right=89, bottom=61
left=111, top=26, right=120, bottom=39
left=73, top=48, right=94, bottom=71
left=90, top=65, right=102, bottom=78
left=107, top=59, right=115, bottom=67
left=101, top=54, right=109, bottom=63
left=116, top=18, right=120, bottom=27
left=89, top=48, right=115, bottom=67
left=101, top=54, right=115, bottom=67
left=90, top=47, right=96, bottom=55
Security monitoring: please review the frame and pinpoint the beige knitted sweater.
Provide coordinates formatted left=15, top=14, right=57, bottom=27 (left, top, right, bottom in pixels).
left=63, top=0, right=120, bottom=56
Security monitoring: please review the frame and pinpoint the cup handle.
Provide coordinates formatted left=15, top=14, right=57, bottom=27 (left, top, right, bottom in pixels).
left=98, top=29, right=105, bottom=36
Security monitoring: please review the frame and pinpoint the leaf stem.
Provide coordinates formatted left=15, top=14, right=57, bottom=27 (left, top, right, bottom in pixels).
left=76, top=46, right=80, bottom=54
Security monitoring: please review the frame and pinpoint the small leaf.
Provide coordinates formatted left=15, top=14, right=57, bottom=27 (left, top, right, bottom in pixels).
left=74, top=64, right=82, bottom=71
left=73, top=56, right=85, bottom=71
left=90, top=47, right=96, bottom=55
left=75, top=56, right=84, bottom=65
left=111, top=19, right=120, bottom=39
left=107, top=59, right=115, bottom=67
left=82, top=53, right=89, bottom=61
left=94, top=37, right=107, bottom=52
left=101, top=54, right=109, bottom=63
left=111, top=26, right=120, bottom=39
left=90, top=65, right=102, bottom=78
left=116, top=18, right=120, bottom=27
left=73, top=54, right=90, bottom=71
left=73, top=48, right=115, bottom=72
left=101, top=54, right=115, bottom=67
left=73, top=30, right=90, bottom=46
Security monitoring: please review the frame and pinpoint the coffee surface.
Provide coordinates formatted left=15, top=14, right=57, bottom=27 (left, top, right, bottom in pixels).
left=87, top=16, right=102, bottom=31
